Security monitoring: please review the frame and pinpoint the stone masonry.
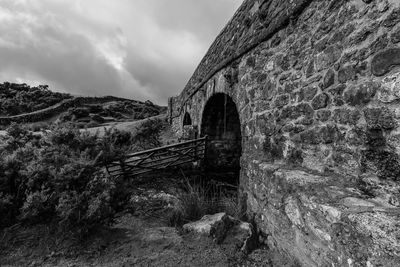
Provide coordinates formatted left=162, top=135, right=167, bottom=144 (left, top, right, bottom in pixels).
left=169, top=0, right=400, bottom=266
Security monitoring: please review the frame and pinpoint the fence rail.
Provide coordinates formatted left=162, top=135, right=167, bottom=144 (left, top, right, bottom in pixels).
left=104, top=136, right=207, bottom=179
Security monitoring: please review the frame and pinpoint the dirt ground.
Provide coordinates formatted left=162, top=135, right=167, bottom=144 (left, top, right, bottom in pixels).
left=0, top=214, right=286, bottom=267
left=0, top=171, right=295, bottom=267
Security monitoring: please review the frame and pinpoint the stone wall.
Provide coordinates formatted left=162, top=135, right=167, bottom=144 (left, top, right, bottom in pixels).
left=170, top=0, right=400, bottom=265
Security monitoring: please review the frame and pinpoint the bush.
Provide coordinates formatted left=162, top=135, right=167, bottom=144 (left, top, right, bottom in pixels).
left=0, top=83, right=71, bottom=116
left=0, top=124, right=136, bottom=231
left=91, top=114, right=105, bottom=124
left=133, top=118, right=165, bottom=150
left=0, top=119, right=166, bottom=231
left=25, top=121, right=51, bottom=132
left=70, top=108, right=90, bottom=119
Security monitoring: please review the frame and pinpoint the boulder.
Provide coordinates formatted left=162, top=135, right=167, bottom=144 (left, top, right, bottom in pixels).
left=183, top=213, right=233, bottom=238
left=183, top=213, right=257, bottom=255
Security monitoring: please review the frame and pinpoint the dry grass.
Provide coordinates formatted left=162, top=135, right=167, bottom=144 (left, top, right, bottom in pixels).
left=167, top=172, right=243, bottom=227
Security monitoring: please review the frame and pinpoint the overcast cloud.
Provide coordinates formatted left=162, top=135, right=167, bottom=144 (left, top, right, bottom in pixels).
left=0, top=0, right=242, bottom=105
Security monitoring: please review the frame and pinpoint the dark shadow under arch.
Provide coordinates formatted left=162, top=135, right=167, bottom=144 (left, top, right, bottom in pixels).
left=201, top=93, right=242, bottom=183
left=183, top=112, right=192, bottom=126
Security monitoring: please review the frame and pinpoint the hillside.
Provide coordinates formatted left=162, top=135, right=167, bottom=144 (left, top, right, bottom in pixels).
left=0, top=83, right=72, bottom=116
left=0, top=82, right=167, bottom=128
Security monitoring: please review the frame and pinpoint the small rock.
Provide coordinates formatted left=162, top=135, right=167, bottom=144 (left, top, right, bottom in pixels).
left=320, top=205, right=342, bottom=223
left=285, top=197, right=303, bottom=226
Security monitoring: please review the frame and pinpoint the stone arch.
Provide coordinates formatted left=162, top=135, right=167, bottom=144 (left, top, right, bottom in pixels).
left=200, top=93, right=242, bottom=182
left=183, top=112, right=192, bottom=126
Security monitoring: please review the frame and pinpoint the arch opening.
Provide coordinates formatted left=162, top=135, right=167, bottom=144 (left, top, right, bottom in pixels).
left=183, top=112, right=192, bottom=126
left=201, top=93, right=242, bottom=184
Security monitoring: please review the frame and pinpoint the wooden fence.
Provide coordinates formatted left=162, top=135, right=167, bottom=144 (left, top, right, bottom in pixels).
left=104, top=136, right=207, bottom=179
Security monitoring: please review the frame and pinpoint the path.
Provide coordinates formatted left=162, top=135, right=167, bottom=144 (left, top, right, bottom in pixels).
left=0, top=98, right=73, bottom=121
left=84, top=114, right=166, bottom=136
left=0, top=114, right=166, bottom=137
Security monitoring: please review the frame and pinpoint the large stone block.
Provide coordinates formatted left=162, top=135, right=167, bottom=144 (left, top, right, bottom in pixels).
left=315, top=109, right=331, bottom=122
left=322, top=68, right=335, bottom=89
left=371, top=48, right=400, bottom=77
left=298, top=86, right=318, bottom=102
left=274, top=94, right=290, bottom=108
left=333, top=108, right=361, bottom=125
left=378, top=72, right=400, bottom=102
left=311, top=93, right=329, bottom=110
left=364, top=107, right=398, bottom=130
left=391, top=27, right=400, bottom=43
left=315, top=45, right=342, bottom=71
left=382, top=7, right=400, bottom=28
left=338, top=65, right=358, bottom=83
left=343, top=81, right=378, bottom=106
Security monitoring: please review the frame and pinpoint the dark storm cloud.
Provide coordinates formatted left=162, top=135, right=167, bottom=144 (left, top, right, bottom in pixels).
left=0, top=0, right=242, bottom=105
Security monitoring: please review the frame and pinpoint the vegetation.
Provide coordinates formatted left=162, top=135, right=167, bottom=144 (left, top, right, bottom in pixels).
left=0, top=83, right=72, bottom=116
left=0, top=118, right=165, bottom=232
left=57, top=102, right=164, bottom=129
left=0, top=82, right=167, bottom=132
left=167, top=175, right=242, bottom=227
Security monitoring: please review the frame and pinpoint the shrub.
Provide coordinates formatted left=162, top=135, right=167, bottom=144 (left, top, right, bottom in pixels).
left=133, top=118, right=165, bottom=150
left=91, top=114, right=105, bottom=124
left=0, top=124, right=136, bottom=231
left=0, top=118, right=166, bottom=231
left=25, top=121, right=51, bottom=132
left=70, top=107, right=90, bottom=119
left=0, top=83, right=71, bottom=116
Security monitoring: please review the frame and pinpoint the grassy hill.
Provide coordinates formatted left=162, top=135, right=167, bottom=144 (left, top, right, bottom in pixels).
left=0, top=83, right=72, bottom=116
left=0, top=82, right=167, bottom=129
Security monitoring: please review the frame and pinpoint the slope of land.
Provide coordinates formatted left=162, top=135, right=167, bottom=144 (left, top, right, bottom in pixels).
left=0, top=82, right=167, bottom=129
left=0, top=83, right=72, bottom=116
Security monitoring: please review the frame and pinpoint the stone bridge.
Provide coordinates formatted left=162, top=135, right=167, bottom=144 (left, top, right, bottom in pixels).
left=169, top=0, right=400, bottom=265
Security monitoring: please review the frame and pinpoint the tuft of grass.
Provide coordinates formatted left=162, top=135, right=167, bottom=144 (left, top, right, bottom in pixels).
left=167, top=172, right=243, bottom=227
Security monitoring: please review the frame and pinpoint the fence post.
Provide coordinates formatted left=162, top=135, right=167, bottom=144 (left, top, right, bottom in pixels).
left=120, top=159, right=128, bottom=180
left=203, top=135, right=208, bottom=171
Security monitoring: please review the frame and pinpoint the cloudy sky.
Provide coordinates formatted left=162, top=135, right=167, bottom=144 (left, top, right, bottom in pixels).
left=0, top=0, right=242, bottom=105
